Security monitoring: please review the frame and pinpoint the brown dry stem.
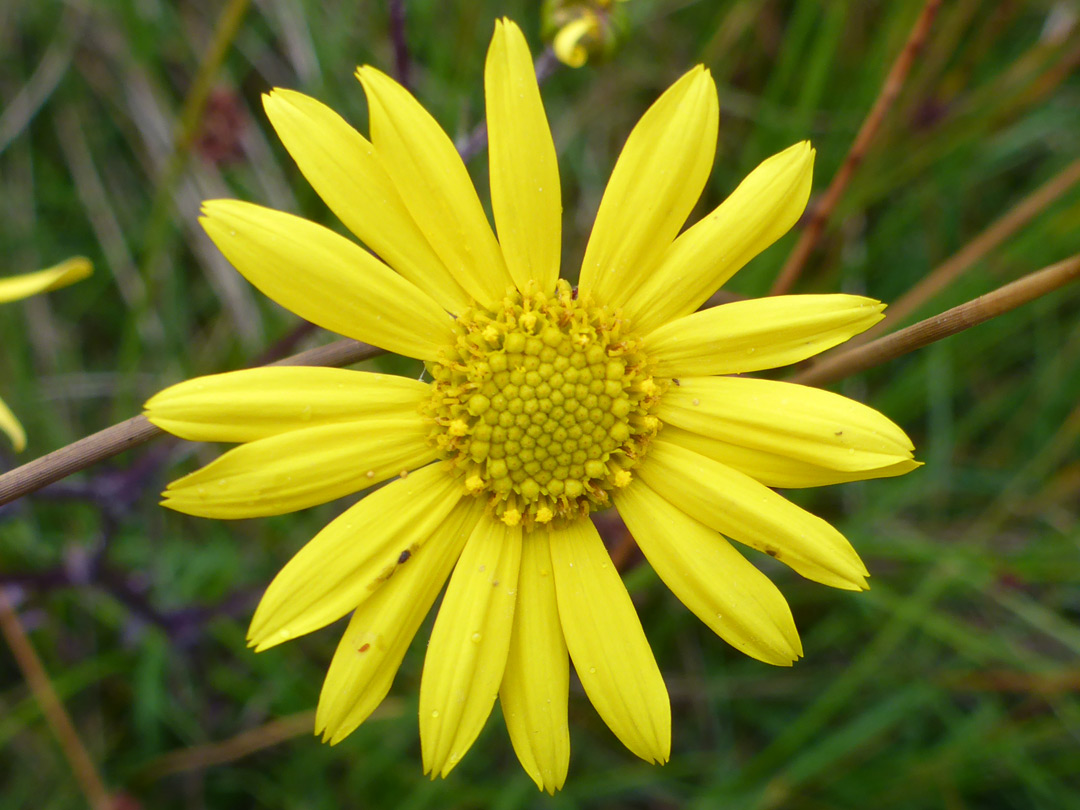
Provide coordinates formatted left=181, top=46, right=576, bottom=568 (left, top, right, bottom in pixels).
left=792, top=254, right=1080, bottom=387
left=856, top=156, right=1080, bottom=341
left=0, top=340, right=382, bottom=506
left=0, top=590, right=113, bottom=810
left=770, top=0, right=942, bottom=295
left=139, top=710, right=316, bottom=781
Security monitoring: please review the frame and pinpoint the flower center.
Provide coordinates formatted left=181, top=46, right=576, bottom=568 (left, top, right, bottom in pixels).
left=425, top=280, right=663, bottom=529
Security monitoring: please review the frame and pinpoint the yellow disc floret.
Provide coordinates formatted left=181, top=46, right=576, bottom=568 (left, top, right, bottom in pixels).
left=425, top=280, right=663, bottom=529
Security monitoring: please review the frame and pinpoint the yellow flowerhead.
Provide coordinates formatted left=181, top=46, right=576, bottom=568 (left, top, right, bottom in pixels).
left=145, top=19, right=916, bottom=793
left=544, top=0, right=629, bottom=68
left=0, top=257, right=92, bottom=452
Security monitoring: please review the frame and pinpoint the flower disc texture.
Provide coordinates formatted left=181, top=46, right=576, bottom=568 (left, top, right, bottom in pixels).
left=145, top=18, right=917, bottom=793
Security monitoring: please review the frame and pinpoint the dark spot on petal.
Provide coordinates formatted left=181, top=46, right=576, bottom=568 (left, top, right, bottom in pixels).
left=398, top=550, right=411, bottom=564
left=358, top=643, right=370, bottom=652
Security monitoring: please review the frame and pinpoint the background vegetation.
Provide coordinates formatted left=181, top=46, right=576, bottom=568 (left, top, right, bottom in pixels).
left=2, top=0, right=1079, bottom=807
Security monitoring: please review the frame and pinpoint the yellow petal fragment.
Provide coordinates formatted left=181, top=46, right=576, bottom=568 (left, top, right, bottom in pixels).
left=262, top=89, right=470, bottom=313
left=549, top=518, right=670, bottom=764
left=657, top=376, right=914, bottom=473
left=145, top=367, right=430, bottom=442
left=421, top=517, right=522, bottom=778
left=625, top=141, right=815, bottom=334
left=646, top=294, right=885, bottom=377
left=486, top=19, right=561, bottom=295
left=200, top=200, right=453, bottom=360
left=248, top=463, right=463, bottom=650
left=638, top=441, right=869, bottom=590
left=357, top=66, right=512, bottom=307
left=579, top=66, right=718, bottom=311
left=663, top=426, right=921, bottom=489
left=0, top=394, right=27, bottom=452
left=316, top=499, right=482, bottom=744
left=499, top=530, right=570, bottom=794
left=0, top=257, right=92, bottom=304
left=615, top=480, right=802, bottom=666
left=161, top=418, right=437, bottom=519
left=552, top=15, right=596, bottom=68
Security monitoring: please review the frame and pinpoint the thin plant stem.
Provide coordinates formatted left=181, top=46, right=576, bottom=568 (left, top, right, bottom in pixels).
left=171, top=0, right=253, bottom=168
left=140, top=711, right=316, bottom=781
left=770, top=0, right=942, bottom=295
left=855, top=156, right=1080, bottom=341
left=0, top=340, right=382, bottom=506
left=139, top=700, right=400, bottom=781
left=0, top=6, right=87, bottom=157
left=0, top=590, right=113, bottom=810
left=388, top=0, right=411, bottom=90
left=791, top=254, right=1080, bottom=387
left=139, top=0, right=252, bottom=289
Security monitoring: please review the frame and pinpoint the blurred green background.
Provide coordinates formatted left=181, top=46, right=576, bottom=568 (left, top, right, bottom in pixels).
left=2, top=0, right=1079, bottom=807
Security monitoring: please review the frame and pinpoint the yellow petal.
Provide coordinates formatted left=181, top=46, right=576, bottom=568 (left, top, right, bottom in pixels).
left=578, top=66, right=718, bottom=311
left=625, top=142, right=814, bottom=334
left=552, top=16, right=596, bottom=68
left=357, top=66, right=512, bottom=307
left=0, top=393, right=27, bottom=452
left=0, top=257, right=92, bottom=304
left=615, top=480, right=802, bottom=666
left=248, top=463, right=463, bottom=650
left=662, top=425, right=921, bottom=489
left=420, top=517, right=522, bottom=778
left=646, top=295, right=885, bottom=377
left=161, top=418, right=437, bottom=519
left=262, top=89, right=470, bottom=312
left=637, top=441, right=869, bottom=590
left=657, top=376, right=914, bottom=473
left=200, top=199, right=453, bottom=360
left=499, top=530, right=570, bottom=793
left=145, top=367, right=430, bottom=442
left=549, top=518, right=670, bottom=764
left=316, top=499, right=482, bottom=744
left=486, top=19, right=561, bottom=295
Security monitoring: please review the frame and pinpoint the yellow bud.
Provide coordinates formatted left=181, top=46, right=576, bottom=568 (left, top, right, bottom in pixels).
left=585, top=460, right=606, bottom=479
left=468, top=394, right=491, bottom=416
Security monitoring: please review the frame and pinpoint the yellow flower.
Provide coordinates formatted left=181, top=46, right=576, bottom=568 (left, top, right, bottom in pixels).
left=145, top=19, right=917, bottom=792
left=546, top=0, right=628, bottom=68
left=0, top=257, right=92, bottom=451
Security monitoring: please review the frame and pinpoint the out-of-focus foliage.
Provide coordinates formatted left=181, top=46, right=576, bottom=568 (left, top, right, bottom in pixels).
left=1, top=1, right=1078, bottom=808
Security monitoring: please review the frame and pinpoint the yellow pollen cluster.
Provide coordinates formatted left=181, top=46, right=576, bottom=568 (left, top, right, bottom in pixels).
left=425, top=281, right=663, bottom=529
